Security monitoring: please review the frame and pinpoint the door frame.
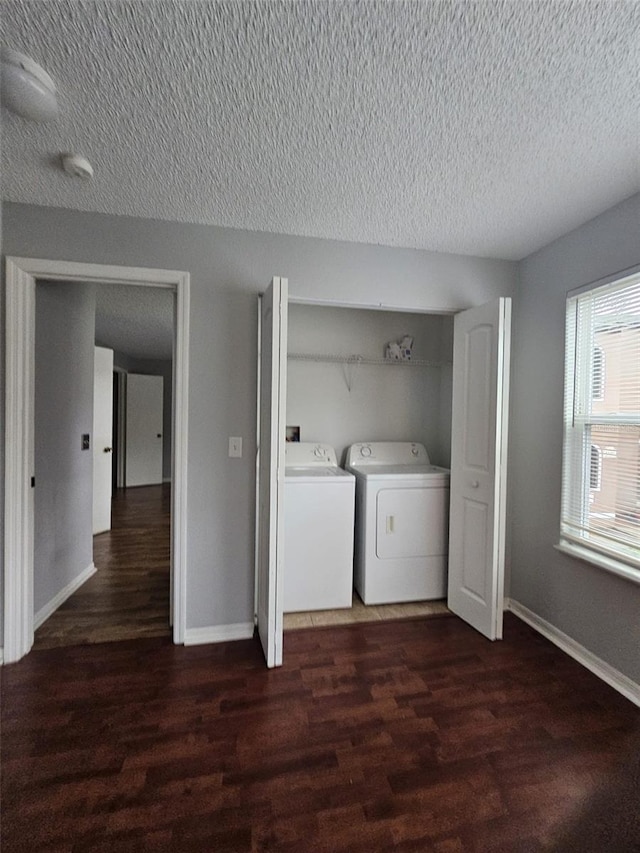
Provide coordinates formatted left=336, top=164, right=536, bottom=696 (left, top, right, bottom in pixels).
left=113, top=368, right=127, bottom=490
left=4, top=257, right=190, bottom=663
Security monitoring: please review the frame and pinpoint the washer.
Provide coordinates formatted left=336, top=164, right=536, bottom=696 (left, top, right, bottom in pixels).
left=346, top=442, right=450, bottom=604
left=284, top=443, right=355, bottom=612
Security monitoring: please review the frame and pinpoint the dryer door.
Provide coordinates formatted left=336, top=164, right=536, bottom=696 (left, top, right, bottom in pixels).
left=376, top=487, right=448, bottom=559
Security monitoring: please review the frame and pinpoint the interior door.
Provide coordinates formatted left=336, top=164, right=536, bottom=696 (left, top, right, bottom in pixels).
left=93, top=346, right=114, bottom=534
left=256, top=277, right=288, bottom=667
left=447, top=298, right=511, bottom=640
left=126, top=373, right=164, bottom=486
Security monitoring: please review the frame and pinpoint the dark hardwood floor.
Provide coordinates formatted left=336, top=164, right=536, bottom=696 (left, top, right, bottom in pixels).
left=3, top=613, right=638, bottom=852
left=33, top=485, right=171, bottom=649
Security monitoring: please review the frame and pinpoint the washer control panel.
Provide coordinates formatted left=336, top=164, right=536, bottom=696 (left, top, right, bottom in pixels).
left=285, top=442, right=338, bottom=467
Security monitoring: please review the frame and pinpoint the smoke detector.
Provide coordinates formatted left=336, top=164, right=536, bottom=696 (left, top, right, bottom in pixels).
left=1, top=47, right=58, bottom=122
left=62, top=153, right=94, bottom=180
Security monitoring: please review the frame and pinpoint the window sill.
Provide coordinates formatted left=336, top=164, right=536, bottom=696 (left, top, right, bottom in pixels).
left=555, top=542, right=640, bottom=586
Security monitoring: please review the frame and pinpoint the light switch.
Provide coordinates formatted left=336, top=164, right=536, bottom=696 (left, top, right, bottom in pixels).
left=229, top=436, right=242, bottom=458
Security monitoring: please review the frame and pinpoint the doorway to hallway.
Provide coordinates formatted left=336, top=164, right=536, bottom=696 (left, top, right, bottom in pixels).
left=4, top=256, right=190, bottom=664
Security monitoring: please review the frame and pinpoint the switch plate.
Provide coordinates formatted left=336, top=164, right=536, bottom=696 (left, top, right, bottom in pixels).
left=229, top=436, right=242, bottom=458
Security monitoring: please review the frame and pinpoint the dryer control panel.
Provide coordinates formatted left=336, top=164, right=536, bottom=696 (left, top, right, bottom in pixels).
left=346, top=442, right=431, bottom=467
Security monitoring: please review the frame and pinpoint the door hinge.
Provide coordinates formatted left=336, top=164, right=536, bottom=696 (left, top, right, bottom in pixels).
left=30, top=476, right=35, bottom=488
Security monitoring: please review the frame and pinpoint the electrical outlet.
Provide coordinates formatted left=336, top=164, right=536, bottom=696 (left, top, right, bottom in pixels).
left=229, top=436, right=242, bottom=458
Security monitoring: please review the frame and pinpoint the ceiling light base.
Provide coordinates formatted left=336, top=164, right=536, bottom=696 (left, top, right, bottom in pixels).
left=1, top=47, right=58, bottom=122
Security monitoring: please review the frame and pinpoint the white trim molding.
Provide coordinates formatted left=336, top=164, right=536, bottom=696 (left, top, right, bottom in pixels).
left=4, top=264, right=35, bottom=664
left=507, top=599, right=640, bottom=708
left=34, top=563, right=97, bottom=630
left=184, top=623, right=255, bottom=646
left=4, top=257, right=190, bottom=663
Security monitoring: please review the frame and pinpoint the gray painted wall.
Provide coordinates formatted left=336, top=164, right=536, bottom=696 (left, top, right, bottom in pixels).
left=2, top=202, right=516, bottom=633
left=34, top=281, right=95, bottom=615
left=509, top=192, right=640, bottom=684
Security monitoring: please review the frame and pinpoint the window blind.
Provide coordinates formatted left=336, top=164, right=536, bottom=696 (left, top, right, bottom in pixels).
left=561, top=271, right=640, bottom=570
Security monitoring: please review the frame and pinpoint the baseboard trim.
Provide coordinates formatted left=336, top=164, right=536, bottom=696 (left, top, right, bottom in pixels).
left=34, top=563, right=97, bottom=630
left=184, top=622, right=254, bottom=646
left=507, top=599, right=640, bottom=708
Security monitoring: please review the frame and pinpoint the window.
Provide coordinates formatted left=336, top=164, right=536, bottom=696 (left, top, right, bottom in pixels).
left=592, top=346, right=605, bottom=400
left=560, top=269, right=640, bottom=577
left=589, top=445, right=602, bottom=492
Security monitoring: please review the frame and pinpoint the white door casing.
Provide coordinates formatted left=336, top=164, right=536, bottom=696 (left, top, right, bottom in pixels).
left=114, top=369, right=127, bottom=490
left=447, top=298, right=511, bottom=640
left=126, top=373, right=164, bottom=487
left=4, top=257, right=190, bottom=663
left=255, top=277, right=288, bottom=668
left=93, top=346, right=114, bottom=534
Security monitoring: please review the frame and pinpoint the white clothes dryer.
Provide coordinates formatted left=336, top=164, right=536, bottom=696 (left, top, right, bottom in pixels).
left=345, top=442, right=450, bottom=604
left=284, top=443, right=355, bottom=612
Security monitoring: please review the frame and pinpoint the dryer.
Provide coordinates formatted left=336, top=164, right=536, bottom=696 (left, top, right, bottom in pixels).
left=284, top=443, right=355, bottom=612
left=346, top=442, right=449, bottom=604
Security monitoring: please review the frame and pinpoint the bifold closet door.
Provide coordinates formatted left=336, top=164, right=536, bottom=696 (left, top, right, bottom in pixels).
left=448, top=298, right=511, bottom=641
left=256, top=277, right=288, bottom=668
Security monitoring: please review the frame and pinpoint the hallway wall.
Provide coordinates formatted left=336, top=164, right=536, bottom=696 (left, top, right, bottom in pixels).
left=34, top=281, right=96, bottom=616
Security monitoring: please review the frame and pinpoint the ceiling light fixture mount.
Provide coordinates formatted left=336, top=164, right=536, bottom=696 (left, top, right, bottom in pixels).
left=1, top=46, right=58, bottom=122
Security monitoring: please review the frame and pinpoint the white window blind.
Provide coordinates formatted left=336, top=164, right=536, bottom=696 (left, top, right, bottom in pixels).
left=561, top=270, right=640, bottom=572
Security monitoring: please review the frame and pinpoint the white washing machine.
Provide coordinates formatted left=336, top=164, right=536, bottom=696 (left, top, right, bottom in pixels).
left=346, top=442, right=450, bottom=604
left=284, top=443, right=355, bottom=612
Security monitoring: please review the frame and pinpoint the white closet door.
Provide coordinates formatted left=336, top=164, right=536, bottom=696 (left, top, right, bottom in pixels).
left=93, top=346, right=114, bottom=534
left=256, top=277, right=288, bottom=668
left=447, top=298, right=511, bottom=640
left=126, top=373, right=164, bottom=487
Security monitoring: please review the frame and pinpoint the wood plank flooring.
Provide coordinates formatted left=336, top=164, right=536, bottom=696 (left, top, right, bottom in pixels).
left=3, top=613, right=638, bottom=852
left=33, top=485, right=171, bottom=649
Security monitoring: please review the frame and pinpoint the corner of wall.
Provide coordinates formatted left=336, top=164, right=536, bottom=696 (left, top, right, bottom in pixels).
left=507, top=599, right=640, bottom=708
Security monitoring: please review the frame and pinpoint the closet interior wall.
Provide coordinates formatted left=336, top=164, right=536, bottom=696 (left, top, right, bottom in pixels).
left=286, top=304, right=454, bottom=467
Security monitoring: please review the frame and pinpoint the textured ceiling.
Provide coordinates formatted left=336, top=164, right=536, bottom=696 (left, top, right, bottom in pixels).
left=95, top=283, right=174, bottom=361
left=2, top=0, right=639, bottom=260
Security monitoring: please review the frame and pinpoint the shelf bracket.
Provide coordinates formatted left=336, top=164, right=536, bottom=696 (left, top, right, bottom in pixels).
left=342, top=356, right=362, bottom=392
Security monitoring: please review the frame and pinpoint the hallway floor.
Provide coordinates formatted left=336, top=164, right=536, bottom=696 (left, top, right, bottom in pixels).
left=33, top=484, right=172, bottom=649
